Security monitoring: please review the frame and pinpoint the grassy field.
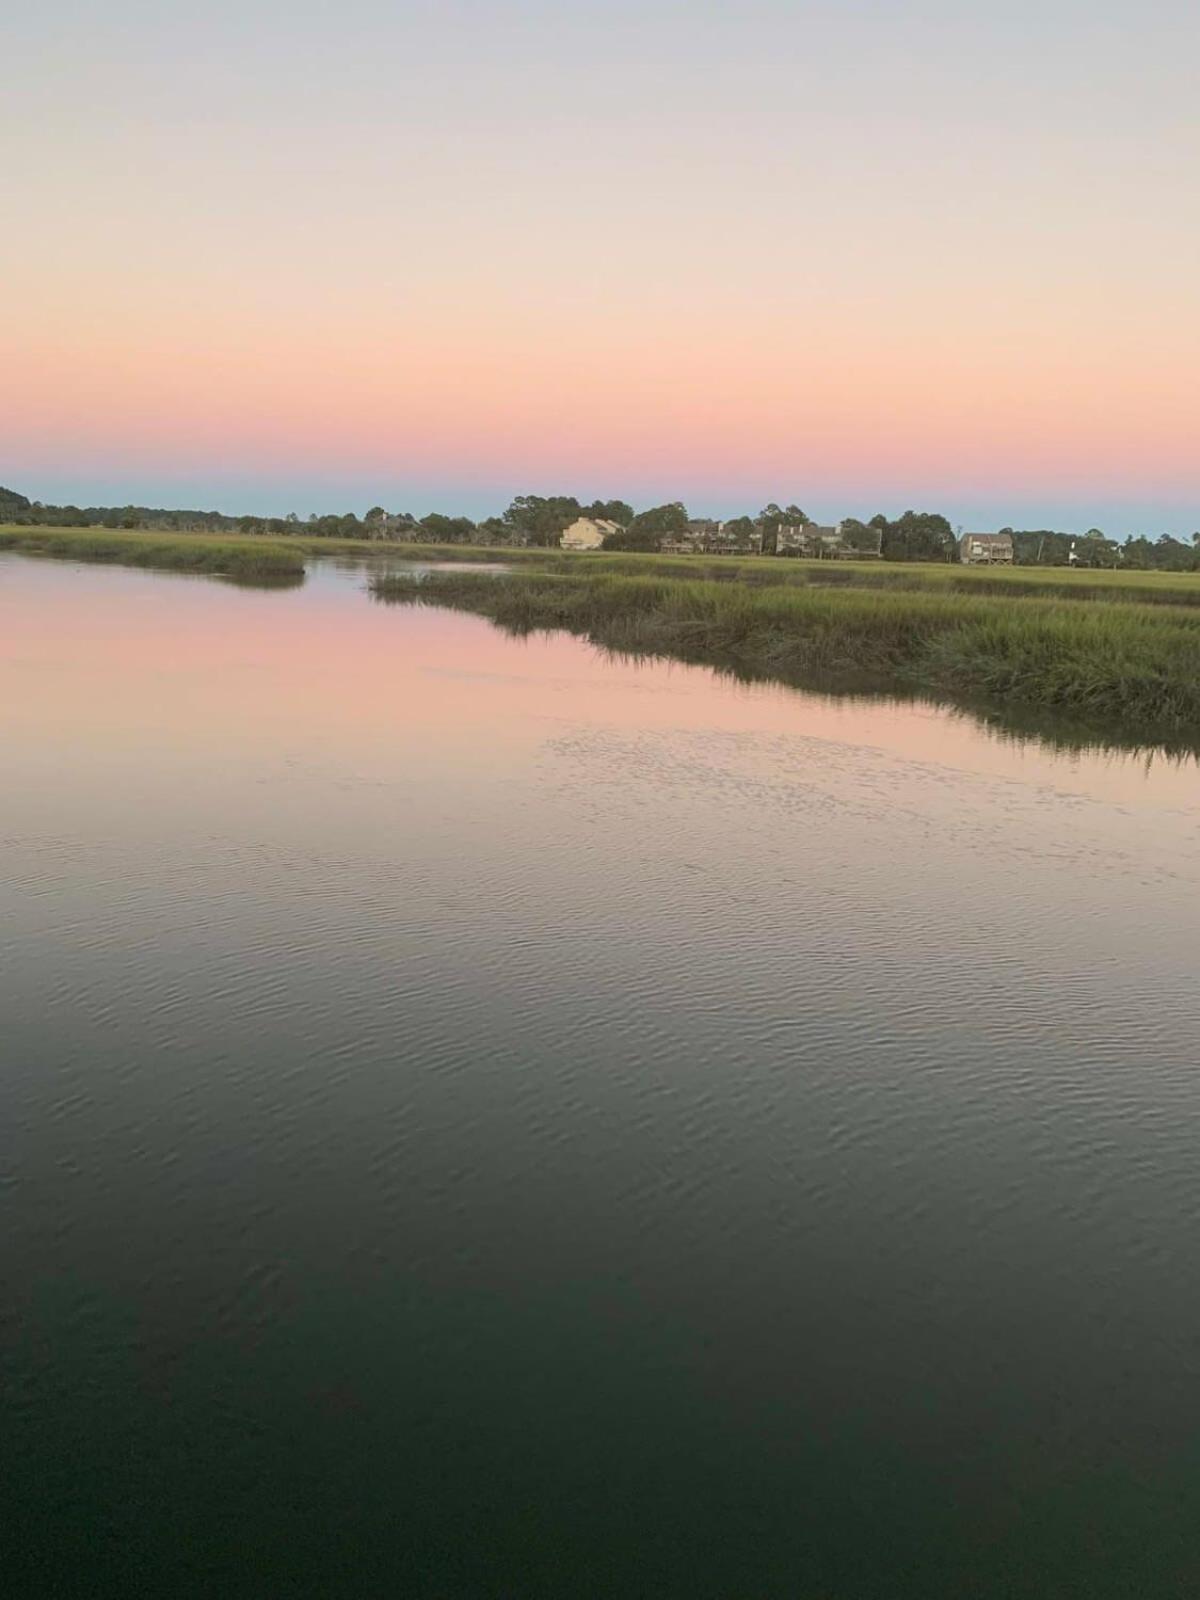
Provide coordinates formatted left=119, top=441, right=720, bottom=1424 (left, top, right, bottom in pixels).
left=371, top=565, right=1200, bottom=748
left=526, top=549, right=1200, bottom=606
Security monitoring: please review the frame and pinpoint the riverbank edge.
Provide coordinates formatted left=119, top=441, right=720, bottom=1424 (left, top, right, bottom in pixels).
left=0, top=527, right=306, bottom=581
left=370, top=567, right=1200, bottom=751
left=7, top=524, right=1200, bottom=605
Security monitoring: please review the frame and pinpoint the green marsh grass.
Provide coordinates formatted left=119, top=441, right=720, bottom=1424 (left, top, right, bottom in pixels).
left=0, top=526, right=306, bottom=582
left=528, top=550, right=1200, bottom=607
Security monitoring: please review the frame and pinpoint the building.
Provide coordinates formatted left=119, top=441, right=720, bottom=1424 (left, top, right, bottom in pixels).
left=777, top=523, right=831, bottom=556
left=687, top=518, right=725, bottom=551
left=775, top=522, right=883, bottom=559
left=703, top=523, right=762, bottom=556
left=559, top=517, right=623, bottom=551
left=959, top=532, right=1014, bottom=565
left=658, top=520, right=717, bottom=555
left=659, top=519, right=761, bottom=556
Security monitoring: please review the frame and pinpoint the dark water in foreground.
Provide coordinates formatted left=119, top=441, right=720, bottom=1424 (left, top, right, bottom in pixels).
left=4, top=555, right=1199, bottom=1597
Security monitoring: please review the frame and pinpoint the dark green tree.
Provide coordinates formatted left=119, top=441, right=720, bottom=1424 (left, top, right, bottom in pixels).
left=878, top=510, right=956, bottom=562
left=501, top=495, right=583, bottom=546
left=584, top=499, right=634, bottom=528
left=603, top=502, right=689, bottom=551
left=418, top=512, right=476, bottom=543
left=724, top=515, right=759, bottom=548
left=476, top=516, right=511, bottom=544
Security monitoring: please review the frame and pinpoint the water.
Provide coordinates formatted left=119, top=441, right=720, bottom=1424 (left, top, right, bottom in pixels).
left=3, top=554, right=1199, bottom=1598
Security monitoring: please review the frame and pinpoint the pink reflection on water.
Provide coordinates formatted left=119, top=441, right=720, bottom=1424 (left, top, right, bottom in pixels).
left=1, top=555, right=1197, bottom=825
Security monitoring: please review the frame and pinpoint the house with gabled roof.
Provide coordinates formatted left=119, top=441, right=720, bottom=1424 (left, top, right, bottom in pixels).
left=959, top=532, right=1014, bottom=565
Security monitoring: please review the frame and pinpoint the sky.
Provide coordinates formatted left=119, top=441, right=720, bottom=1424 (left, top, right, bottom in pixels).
left=3, top=0, right=1198, bottom=533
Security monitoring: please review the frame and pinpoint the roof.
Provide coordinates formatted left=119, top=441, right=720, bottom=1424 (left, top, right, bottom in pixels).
left=961, top=532, right=1012, bottom=545
left=564, top=516, right=622, bottom=533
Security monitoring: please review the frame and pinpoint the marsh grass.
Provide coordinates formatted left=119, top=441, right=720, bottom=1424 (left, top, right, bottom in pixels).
left=0, top=526, right=306, bottom=581
left=12, top=523, right=1195, bottom=603
left=529, top=550, right=1200, bottom=606
left=371, top=568, right=1200, bottom=746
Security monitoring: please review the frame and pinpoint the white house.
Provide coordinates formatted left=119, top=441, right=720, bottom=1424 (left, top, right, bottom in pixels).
left=560, top=517, right=622, bottom=551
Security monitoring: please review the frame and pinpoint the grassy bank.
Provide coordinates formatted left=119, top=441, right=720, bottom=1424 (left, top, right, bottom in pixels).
left=371, top=567, right=1200, bottom=746
left=11, top=522, right=1197, bottom=602
left=525, top=550, right=1200, bottom=606
left=0, top=525, right=306, bottom=581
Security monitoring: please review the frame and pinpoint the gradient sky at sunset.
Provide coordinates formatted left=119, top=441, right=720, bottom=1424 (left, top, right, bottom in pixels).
left=5, top=0, right=1197, bottom=531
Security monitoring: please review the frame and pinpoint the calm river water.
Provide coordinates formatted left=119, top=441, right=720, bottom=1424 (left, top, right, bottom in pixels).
left=4, top=554, right=1199, bottom=1597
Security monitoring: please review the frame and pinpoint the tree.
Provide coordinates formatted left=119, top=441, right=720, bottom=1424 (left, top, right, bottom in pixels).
left=724, top=516, right=759, bottom=549
left=755, top=503, right=810, bottom=555
left=476, top=516, right=511, bottom=545
left=1122, top=535, right=1154, bottom=569
left=601, top=502, right=689, bottom=551
left=0, top=484, right=33, bottom=523
left=501, top=495, right=583, bottom=546
left=1007, top=528, right=1070, bottom=565
left=418, top=512, right=476, bottom=543
left=1076, top=529, right=1118, bottom=568
left=1152, top=534, right=1194, bottom=571
left=837, top=517, right=884, bottom=556
left=584, top=499, right=633, bottom=528
left=756, top=503, right=784, bottom=554
left=878, top=510, right=956, bottom=563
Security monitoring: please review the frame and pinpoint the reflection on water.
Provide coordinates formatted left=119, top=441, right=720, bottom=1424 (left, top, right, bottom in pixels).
left=221, top=569, right=308, bottom=591
left=368, top=561, right=1200, bottom=761
left=588, top=635, right=1200, bottom=765
left=3, top=553, right=1200, bottom=1598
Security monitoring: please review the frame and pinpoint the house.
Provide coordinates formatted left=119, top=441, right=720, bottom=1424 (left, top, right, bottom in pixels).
left=687, top=518, right=725, bottom=551
left=705, top=523, right=763, bottom=556
left=776, top=522, right=882, bottom=558
left=559, top=517, right=623, bottom=551
left=660, top=519, right=761, bottom=556
left=777, top=523, right=830, bottom=556
left=959, top=532, right=1014, bottom=565
left=658, top=520, right=718, bottom=555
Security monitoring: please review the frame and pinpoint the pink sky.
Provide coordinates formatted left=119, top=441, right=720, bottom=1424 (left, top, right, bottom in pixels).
left=4, top=1, right=1198, bottom=532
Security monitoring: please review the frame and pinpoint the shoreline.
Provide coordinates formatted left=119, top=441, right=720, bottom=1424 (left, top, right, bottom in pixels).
left=370, top=566, right=1200, bottom=756
left=6, top=525, right=1200, bottom=752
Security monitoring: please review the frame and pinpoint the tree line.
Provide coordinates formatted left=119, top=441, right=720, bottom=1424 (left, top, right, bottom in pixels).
left=1001, top=527, right=1200, bottom=572
left=3, top=484, right=1198, bottom=568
